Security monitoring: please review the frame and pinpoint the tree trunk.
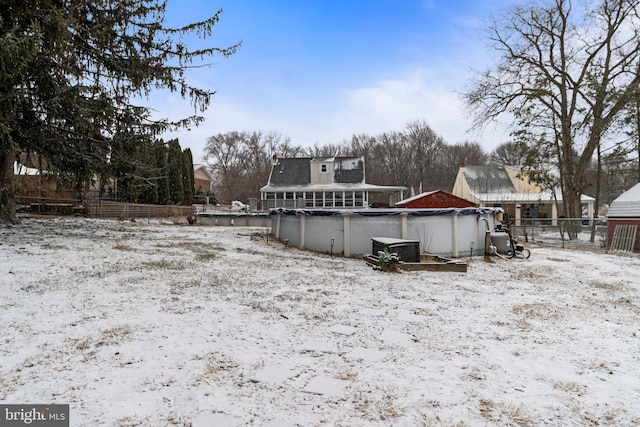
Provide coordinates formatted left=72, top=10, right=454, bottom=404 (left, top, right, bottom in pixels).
left=0, top=151, right=17, bottom=223
left=561, top=180, right=582, bottom=240
left=590, top=143, right=601, bottom=243
left=636, top=100, right=640, bottom=183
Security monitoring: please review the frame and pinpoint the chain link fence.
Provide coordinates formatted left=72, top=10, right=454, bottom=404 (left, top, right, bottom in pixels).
left=507, top=217, right=608, bottom=248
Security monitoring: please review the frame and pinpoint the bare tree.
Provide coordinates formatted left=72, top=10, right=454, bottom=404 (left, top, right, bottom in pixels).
left=305, top=142, right=343, bottom=158
left=370, top=131, right=413, bottom=188
left=490, top=141, right=530, bottom=166
left=620, top=95, right=640, bottom=181
left=203, top=131, right=304, bottom=202
left=403, top=120, right=447, bottom=191
left=342, top=133, right=378, bottom=183
left=439, top=142, right=490, bottom=190
left=464, top=0, right=640, bottom=238
left=203, top=132, right=246, bottom=202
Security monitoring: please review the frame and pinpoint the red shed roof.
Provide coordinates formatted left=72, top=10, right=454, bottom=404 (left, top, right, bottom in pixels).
left=396, top=190, right=476, bottom=209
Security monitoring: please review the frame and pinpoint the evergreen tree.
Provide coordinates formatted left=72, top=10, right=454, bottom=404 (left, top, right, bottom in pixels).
left=137, top=138, right=160, bottom=204
left=182, top=148, right=195, bottom=205
left=0, top=0, right=239, bottom=222
left=154, top=140, right=170, bottom=205
left=167, top=139, right=184, bottom=205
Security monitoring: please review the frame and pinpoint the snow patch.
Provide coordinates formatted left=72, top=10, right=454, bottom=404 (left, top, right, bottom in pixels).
left=329, top=324, right=357, bottom=336
left=344, top=347, right=387, bottom=362
left=302, top=376, right=351, bottom=396
left=250, top=366, right=296, bottom=384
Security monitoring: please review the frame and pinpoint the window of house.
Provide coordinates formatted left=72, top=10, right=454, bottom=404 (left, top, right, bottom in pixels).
left=324, top=192, right=333, bottom=207
left=321, top=164, right=327, bottom=172
left=345, top=191, right=354, bottom=207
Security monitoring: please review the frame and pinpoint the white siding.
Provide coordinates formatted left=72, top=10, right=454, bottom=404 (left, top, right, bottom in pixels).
left=608, top=183, right=640, bottom=218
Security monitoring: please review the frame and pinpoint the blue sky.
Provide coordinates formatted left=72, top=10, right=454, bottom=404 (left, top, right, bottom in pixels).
left=156, top=0, right=516, bottom=160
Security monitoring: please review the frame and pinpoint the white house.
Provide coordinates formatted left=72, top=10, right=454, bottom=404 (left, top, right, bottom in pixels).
left=452, top=164, right=595, bottom=225
left=260, top=156, right=406, bottom=209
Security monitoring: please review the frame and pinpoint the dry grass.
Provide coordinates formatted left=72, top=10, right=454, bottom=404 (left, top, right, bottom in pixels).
left=546, top=257, right=571, bottom=262
left=0, top=376, right=16, bottom=400
left=337, top=367, right=358, bottom=381
left=412, top=413, right=467, bottom=427
left=478, top=398, right=534, bottom=426
left=40, top=242, right=68, bottom=250
left=195, top=252, right=217, bottom=261
left=553, top=380, right=587, bottom=396
left=142, top=258, right=189, bottom=270
left=512, top=302, right=563, bottom=321
left=352, top=384, right=408, bottom=421
left=70, top=325, right=133, bottom=354
left=113, top=244, right=135, bottom=251
left=590, top=280, right=622, bottom=291
left=574, top=403, right=632, bottom=426
left=116, top=411, right=193, bottom=427
left=192, top=352, right=241, bottom=386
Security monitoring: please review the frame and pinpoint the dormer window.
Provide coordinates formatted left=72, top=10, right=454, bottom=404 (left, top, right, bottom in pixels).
left=321, top=164, right=327, bottom=172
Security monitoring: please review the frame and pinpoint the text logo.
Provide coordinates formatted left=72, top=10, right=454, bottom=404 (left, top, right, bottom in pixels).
left=1, top=405, right=69, bottom=427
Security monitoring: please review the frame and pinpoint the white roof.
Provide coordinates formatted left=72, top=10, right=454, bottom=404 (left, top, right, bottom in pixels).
left=260, top=183, right=406, bottom=193
left=471, top=191, right=595, bottom=203
left=194, top=164, right=214, bottom=181
left=607, top=183, right=640, bottom=218
left=13, top=162, right=42, bottom=176
left=395, top=191, right=438, bottom=205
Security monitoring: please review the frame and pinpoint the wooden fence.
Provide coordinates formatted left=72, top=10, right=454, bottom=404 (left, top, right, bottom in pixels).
left=87, top=200, right=195, bottom=220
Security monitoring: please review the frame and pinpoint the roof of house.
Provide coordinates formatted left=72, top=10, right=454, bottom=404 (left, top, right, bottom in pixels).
left=462, top=165, right=516, bottom=194
left=472, top=192, right=595, bottom=203
left=261, top=156, right=406, bottom=193
left=265, top=157, right=366, bottom=187
left=607, top=182, right=640, bottom=218
left=460, top=165, right=595, bottom=204
left=268, top=158, right=315, bottom=186
left=194, top=164, right=214, bottom=181
left=14, top=162, right=42, bottom=176
left=395, top=191, right=439, bottom=205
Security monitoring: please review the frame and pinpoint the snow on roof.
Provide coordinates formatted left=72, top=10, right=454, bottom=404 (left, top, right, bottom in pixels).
left=263, top=156, right=401, bottom=191
left=395, top=191, right=438, bottom=205
left=607, top=182, right=640, bottom=217
left=193, top=163, right=214, bottom=180
left=462, top=165, right=515, bottom=194
left=260, top=182, right=406, bottom=193
left=471, top=191, right=595, bottom=203
left=13, top=161, right=42, bottom=175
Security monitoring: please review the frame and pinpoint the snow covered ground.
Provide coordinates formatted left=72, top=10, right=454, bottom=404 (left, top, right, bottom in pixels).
left=1, top=217, right=639, bottom=426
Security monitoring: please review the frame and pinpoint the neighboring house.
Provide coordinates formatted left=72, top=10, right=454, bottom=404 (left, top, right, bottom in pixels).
left=395, top=190, right=476, bottom=209
left=15, top=161, right=214, bottom=202
left=606, top=182, right=640, bottom=251
left=452, top=164, right=595, bottom=225
left=14, top=161, right=76, bottom=202
left=260, top=156, right=406, bottom=209
left=194, top=164, right=214, bottom=194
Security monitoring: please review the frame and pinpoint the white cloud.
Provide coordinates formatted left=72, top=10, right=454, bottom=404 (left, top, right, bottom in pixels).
left=160, top=66, right=512, bottom=160
left=328, top=68, right=510, bottom=149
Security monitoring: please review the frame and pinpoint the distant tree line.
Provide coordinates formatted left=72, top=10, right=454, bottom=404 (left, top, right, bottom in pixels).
left=203, top=118, right=639, bottom=208
left=203, top=120, right=492, bottom=203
